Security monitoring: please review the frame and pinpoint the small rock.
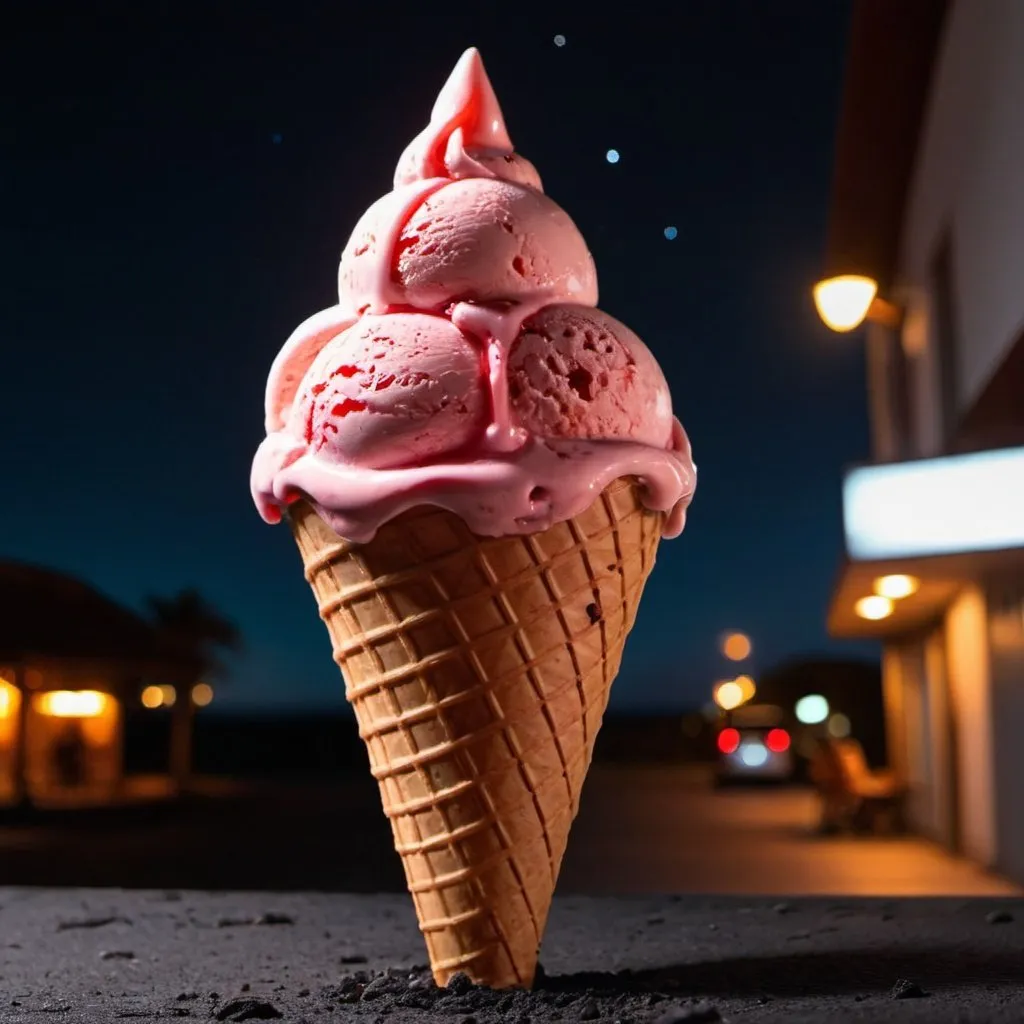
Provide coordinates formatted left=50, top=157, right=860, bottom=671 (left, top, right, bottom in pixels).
left=772, top=902, right=794, bottom=914
left=99, top=950, right=136, bottom=960
left=298, top=989, right=310, bottom=998
left=446, top=972, right=474, bottom=995
left=57, top=915, right=131, bottom=931
left=241, top=984, right=250, bottom=993
left=890, top=979, right=927, bottom=1000
left=255, top=912, right=295, bottom=926
left=578, top=997, right=601, bottom=1020
left=986, top=909, right=1014, bottom=924
left=458, top=1017, right=478, bottom=1024
left=214, top=998, right=282, bottom=1021
left=653, top=1003, right=721, bottom=1024
left=647, top=915, right=666, bottom=925
left=340, top=954, right=369, bottom=965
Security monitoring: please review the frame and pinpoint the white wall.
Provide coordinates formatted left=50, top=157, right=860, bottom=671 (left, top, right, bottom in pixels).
left=898, top=0, right=1024, bottom=451
left=945, top=585, right=997, bottom=865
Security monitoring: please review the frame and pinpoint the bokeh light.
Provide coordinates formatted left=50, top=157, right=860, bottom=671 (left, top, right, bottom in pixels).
left=159, top=684, right=177, bottom=707
left=141, top=685, right=164, bottom=709
left=714, top=680, right=746, bottom=711
left=813, top=274, right=878, bottom=332
left=855, top=594, right=894, bottom=620
left=192, top=682, right=214, bottom=707
left=795, top=693, right=830, bottom=725
left=664, top=226, right=678, bottom=240
left=553, top=34, right=566, bottom=47
left=828, top=712, right=852, bottom=738
left=734, top=674, right=756, bottom=702
left=721, top=631, right=752, bottom=661
left=874, top=574, right=919, bottom=599
left=605, top=148, right=620, bottom=164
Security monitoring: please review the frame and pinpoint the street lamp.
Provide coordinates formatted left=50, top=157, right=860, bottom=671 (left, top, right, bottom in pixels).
left=714, top=680, right=746, bottom=712
left=813, top=275, right=902, bottom=333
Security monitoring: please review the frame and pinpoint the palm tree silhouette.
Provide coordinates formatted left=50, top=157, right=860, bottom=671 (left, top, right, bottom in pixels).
left=147, top=589, right=242, bottom=787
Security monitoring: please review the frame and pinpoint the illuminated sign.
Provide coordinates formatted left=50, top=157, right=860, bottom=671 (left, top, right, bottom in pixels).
left=843, top=446, right=1024, bottom=560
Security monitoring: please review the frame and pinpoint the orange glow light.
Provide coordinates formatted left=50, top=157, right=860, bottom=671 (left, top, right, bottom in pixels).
left=722, top=632, right=752, bottom=661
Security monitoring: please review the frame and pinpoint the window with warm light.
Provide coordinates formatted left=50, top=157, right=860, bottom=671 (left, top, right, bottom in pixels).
left=35, top=690, right=108, bottom=718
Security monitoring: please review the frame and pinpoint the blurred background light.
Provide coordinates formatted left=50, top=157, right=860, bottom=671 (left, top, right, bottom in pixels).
left=795, top=694, right=830, bottom=725
left=722, top=631, right=752, bottom=661
left=813, top=274, right=877, bottom=332
left=828, top=712, right=852, bottom=739
left=714, top=680, right=746, bottom=711
left=844, top=446, right=1024, bottom=559
left=192, top=683, right=214, bottom=707
left=855, top=595, right=894, bottom=620
left=141, top=685, right=164, bottom=709
left=874, top=574, right=920, bottom=599
left=605, top=148, right=620, bottom=164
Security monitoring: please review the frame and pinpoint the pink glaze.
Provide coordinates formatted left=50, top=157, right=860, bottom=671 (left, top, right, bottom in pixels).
left=251, top=48, right=696, bottom=543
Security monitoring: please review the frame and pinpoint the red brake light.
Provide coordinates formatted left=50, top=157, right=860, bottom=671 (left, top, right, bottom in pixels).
left=718, top=727, right=741, bottom=754
left=766, top=728, right=790, bottom=753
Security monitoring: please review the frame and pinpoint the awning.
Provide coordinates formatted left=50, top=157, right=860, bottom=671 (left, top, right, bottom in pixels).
left=829, top=547, right=1024, bottom=639
left=829, top=445, right=1024, bottom=638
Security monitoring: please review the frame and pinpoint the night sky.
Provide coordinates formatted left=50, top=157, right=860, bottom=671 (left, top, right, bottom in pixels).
left=2, top=3, right=875, bottom=713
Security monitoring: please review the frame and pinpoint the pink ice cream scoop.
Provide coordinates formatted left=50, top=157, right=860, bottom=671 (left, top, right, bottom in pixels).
left=286, top=313, right=486, bottom=470
left=252, top=47, right=696, bottom=543
left=508, top=305, right=674, bottom=449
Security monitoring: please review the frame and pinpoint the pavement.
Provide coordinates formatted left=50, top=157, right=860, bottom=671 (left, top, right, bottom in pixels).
left=3, top=887, right=1024, bottom=1023
left=565, top=767, right=1020, bottom=896
left=0, top=766, right=1015, bottom=897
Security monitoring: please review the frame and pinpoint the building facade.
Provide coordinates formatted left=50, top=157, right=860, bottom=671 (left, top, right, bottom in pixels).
left=0, top=561, right=201, bottom=809
left=823, top=0, right=1024, bottom=880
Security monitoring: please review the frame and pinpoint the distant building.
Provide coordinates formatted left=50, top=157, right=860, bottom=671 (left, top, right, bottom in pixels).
left=819, top=1, right=1024, bottom=881
left=0, top=562, right=200, bottom=808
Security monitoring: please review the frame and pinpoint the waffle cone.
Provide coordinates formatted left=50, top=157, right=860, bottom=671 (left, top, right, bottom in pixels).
left=287, top=477, right=663, bottom=989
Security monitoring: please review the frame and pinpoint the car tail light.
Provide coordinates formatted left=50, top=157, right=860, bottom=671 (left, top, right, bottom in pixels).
left=717, top=727, right=741, bottom=754
left=766, top=728, right=790, bottom=753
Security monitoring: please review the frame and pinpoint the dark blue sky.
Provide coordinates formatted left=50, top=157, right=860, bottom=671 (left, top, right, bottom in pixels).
left=2, top=3, right=875, bottom=712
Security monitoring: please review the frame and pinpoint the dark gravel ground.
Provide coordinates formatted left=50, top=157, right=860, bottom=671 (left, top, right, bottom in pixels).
left=2, top=890, right=1024, bottom=1023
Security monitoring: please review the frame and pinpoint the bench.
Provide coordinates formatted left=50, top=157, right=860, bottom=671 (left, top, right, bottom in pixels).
left=809, top=737, right=906, bottom=834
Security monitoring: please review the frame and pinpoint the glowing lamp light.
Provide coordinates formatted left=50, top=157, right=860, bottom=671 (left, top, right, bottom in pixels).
left=721, top=631, right=752, bottom=661
left=37, top=690, right=107, bottom=718
left=795, top=694, right=830, bottom=725
left=159, top=684, right=178, bottom=707
left=766, top=728, right=791, bottom=753
left=873, top=574, right=920, bottom=600
left=855, top=594, right=894, bottom=621
left=141, top=685, right=164, bottom=709
left=717, top=727, right=741, bottom=755
left=813, top=275, right=878, bottom=332
left=192, top=682, right=214, bottom=707
left=714, top=680, right=746, bottom=711
left=0, top=684, right=13, bottom=719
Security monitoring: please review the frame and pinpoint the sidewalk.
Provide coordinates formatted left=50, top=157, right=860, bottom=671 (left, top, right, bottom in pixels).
left=562, top=766, right=1020, bottom=896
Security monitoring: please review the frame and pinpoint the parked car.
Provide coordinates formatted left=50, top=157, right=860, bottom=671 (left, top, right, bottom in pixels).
left=714, top=703, right=796, bottom=786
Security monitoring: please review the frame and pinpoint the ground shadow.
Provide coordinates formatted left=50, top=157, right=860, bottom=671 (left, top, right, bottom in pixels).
left=541, top=945, right=1024, bottom=999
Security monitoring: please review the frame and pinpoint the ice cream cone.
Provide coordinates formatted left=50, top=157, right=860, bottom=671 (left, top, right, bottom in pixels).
left=287, top=476, right=663, bottom=989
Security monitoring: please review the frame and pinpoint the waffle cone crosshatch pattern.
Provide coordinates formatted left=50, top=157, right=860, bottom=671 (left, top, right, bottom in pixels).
left=288, top=477, right=664, bottom=987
